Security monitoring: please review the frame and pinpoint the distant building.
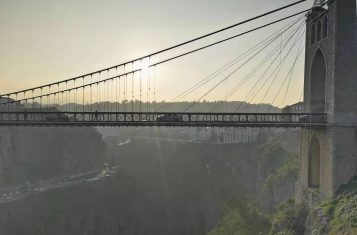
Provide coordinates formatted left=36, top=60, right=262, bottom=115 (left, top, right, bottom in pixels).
left=193, top=127, right=259, bottom=144
left=0, top=97, right=14, bottom=104
left=0, top=97, right=17, bottom=111
left=282, top=102, right=304, bottom=113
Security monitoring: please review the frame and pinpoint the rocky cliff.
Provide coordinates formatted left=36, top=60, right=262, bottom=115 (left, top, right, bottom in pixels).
left=0, top=127, right=105, bottom=186
left=0, top=128, right=300, bottom=234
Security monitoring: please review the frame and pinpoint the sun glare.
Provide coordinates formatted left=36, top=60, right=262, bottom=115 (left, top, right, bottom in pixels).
left=141, top=64, right=150, bottom=78
left=133, top=58, right=151, bottom=78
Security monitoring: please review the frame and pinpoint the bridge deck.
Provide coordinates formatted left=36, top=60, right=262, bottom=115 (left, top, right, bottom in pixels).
left=0, top=111, right=326, bottom=128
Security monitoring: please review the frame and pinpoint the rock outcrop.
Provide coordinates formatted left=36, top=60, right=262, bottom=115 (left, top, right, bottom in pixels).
left=0, top=127, right=105, bottom=186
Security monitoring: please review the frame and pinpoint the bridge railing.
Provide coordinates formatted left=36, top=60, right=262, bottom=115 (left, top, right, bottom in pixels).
left=0, top=111, right=327, bottom=127
left=295, top=182, right=328, bottom=208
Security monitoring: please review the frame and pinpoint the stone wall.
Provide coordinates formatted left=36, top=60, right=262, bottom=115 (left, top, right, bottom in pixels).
left=298, top=0, right=357, bottom=204
left=332, top=127, right=357, bottom=193
left=299, top=128, right=333, bottom=198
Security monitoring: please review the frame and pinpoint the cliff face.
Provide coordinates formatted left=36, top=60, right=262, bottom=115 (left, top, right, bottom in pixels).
left=0, top=127, right=105, bottom=186
left=207, top=196, right=271, bottom=235
left=0, top=174, right=142, bottom=235
left=270, top=176, right=357, bottom=235
left=0, top=129, right=300, bottom=234
left=114, top=139, right=259, bottom=234
left=255, top=138, right=299, bottom=212
left=305, top=176, right=357, bottom=235
left=0, top=136, right=262, bottom=235
left=205, top=138, right=300, bottom=235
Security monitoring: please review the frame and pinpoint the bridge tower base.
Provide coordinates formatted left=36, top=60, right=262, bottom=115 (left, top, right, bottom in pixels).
left=296, top=0, right=357, bottom=207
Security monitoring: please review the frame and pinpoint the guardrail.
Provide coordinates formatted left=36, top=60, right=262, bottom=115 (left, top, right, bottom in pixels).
left=0, top=111, right=327, bottom=127
left=295, top=182, right=328, bottom=208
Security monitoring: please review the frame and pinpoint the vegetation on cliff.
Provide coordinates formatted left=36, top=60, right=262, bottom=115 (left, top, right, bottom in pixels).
left=269, top=176, right=357, bottom=235
left=207, top=196, right=271, bottom=235
left=269, top=199, right=308, bottom=235
left=256, top=138, right=299, bottom=212
left=316, top=176, right=357, bottom=234
left=263, top=154, right=298, bottom=189
left=207, top=138, right=300, bottom=234
left=257, top=138, right=298, bottom=188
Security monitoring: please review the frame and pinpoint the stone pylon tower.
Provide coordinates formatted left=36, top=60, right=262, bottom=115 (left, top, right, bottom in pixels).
left=296, top=0, right=357, bottom=206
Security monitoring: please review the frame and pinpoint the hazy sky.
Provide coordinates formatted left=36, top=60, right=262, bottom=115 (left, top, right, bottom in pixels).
left=0, top=0, right=314, bottom=107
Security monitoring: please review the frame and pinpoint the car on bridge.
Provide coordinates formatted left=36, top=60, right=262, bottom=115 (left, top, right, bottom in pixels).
left=299, top=115, right=310, bottom=122
left=157, top=114, right=183, bottom=122
left=45, top=113, right=70, bottom=122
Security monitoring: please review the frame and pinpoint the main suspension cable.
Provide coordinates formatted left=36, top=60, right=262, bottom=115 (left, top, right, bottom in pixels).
left=185, top=19, right=304, bottom=112
left=1, top=11, right=309, bottom=106
left=268, top=37, right=305, bottom=111
left=155, top=16, right=303, bottom=112
left=256, top=27, right=305, bottom=112
left=0, top=0, right=308, bottom=98
left=212, top=20, right=304, bottom=112
left=236, top=22, right=305, bottom=112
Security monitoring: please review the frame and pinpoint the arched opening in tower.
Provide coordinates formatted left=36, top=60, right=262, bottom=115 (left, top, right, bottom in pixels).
left=322, top=17, right=328, bottom=38
left=316, top=21, right=322, bottom=42
left=310, top=49, right=326, bottom=113
left=311, top=24, right=316, bottom=45
left=308, top=135, right=321, bottom=188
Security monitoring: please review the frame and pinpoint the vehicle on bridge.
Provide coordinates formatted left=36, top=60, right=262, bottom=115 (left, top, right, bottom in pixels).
left=157, top=114, right=183, bottom=122
left=45, top=113, right=70, bottom=122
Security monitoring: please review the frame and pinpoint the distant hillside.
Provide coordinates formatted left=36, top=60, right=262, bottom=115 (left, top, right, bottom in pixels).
left=59, top=100, right=281, bottom=113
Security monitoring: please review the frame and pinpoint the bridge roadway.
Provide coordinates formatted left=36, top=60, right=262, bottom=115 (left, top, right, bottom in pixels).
left=0, top=111, right=327, bottom=128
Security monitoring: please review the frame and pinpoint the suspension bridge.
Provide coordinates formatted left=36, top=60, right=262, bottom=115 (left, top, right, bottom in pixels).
left=0, top=0, right=356, bottom=206
left=0, top=0, right=331, bottom=127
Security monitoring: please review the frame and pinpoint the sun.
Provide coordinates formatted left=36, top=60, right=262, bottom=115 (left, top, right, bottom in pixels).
left=139, top=59, right=151, bottom=78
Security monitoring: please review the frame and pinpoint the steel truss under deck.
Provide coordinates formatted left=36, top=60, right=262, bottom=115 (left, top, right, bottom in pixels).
left=0, top=111, right=326, bottom=128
